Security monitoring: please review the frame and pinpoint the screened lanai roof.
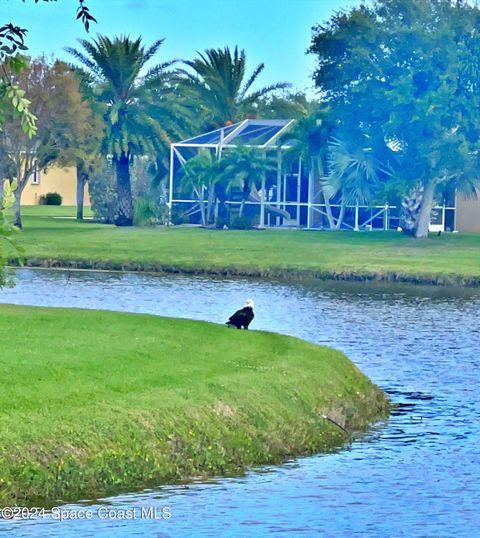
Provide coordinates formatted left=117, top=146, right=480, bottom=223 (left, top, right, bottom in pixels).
left=175, top=119, right=295, bottom=149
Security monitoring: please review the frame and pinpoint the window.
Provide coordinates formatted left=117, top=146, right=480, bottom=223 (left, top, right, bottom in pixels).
left=31, top=162, right=40, bottom=185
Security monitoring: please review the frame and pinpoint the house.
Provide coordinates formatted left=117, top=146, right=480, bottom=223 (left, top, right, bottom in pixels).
left=455, top=193, right=480, bottom=233
left=169, top=120, right=480, bottom=233
left=21, top=164, right=91, bottom=206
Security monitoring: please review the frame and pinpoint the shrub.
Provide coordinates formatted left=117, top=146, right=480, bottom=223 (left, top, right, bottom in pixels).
left=40, top=192, right=62, bottom=206
left=134, top=197, right=164, bottom=226
left=89, top=165, right=117, bottom=224
left=230, top=215, right=253, bottom=229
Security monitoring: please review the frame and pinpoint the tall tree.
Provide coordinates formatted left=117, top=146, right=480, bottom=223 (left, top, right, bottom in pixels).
left=66, top=35, right=188, bottom=226
left=0, top=57, right=93, bottom=228
left=283, top=105, right=338, bottom=228
left=325, top=133, right=394, bottom=229
left=219, top=145, right=275, bottom=219
left=180, top=149, right=224, bottom=226
left=309, top=0, right=480, bottom=238
left=44, top=62, right=104, bottom=221
left=179, top=46, right=290, bottom=128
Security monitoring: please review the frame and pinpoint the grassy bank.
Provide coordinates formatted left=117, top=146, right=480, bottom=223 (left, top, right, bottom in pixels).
left=0, top=304, right=388, bottom=506
left=13, top=206, right=480, bottom=285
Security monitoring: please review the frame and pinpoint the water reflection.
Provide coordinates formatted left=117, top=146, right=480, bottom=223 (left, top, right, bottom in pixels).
left=1, top=269, right=480, bottom=537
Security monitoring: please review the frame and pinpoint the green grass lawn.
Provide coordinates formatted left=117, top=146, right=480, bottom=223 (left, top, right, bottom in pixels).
left=12, top=205, right=480, bottom=281
left=0, top=304, right=387, bottom=506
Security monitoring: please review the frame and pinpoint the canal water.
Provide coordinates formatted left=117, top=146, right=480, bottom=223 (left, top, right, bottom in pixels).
left=1, top=268, right=479, bottom=537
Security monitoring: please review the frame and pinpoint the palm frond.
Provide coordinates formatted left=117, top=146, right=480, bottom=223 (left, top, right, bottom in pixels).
left=64, top=46, right=101, bottom=77
left=240, top=62, right=264, bottom=98
left=142, top=38, right=165, bottom=66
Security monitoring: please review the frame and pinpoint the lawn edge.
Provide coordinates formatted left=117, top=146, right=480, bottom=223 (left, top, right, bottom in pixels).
left=9, top=256, right=480, bottom=287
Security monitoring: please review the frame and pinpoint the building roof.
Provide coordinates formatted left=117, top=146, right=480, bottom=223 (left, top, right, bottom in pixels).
left=174, top=119, right=295, bottom=149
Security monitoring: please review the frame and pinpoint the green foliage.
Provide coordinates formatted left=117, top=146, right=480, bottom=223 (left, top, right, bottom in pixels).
left=0, top=55, right=37, bottom=138
left=17, top=1, right=96, bottom=31
left=170, top=205, right=190, bottom=225
left=0, top=180, right=22, bottom=287
left=220, top=145, right=275, bottom=218
left=326, top=136, right=393, bottom=205
left=40, top=60, right=104, bottom=177
left=0, top=24, right=28, bottom=58
left=66, top=35, right=192, bottom=225
left=258, top=91, right=314, bottom=120
left=39, top=192, right=62, bottom=206
left=282, top=104, right=334, bottom=185
left=88, top=163, right=117, bottom=223
left=178, top=46, right=290, bottom=128
left=0, top=1, right=96, bottom=138
left=221, top=145, right=275, bottom=191
left=67, top=35, right=189, bottom=162
left=181, top=149, right=221, bottom=190
left=178, top=146, right=275, bottom=226
left=89, top=157, right=168, bottom=226
left=0, top=28, right=35, bottom=137
left=180, top=149, right=223, bottom=225
left=0, top=81, right=37, bottom=137
left=134, top=196, right=163, bottom=226
left=309, top=0, right=480, bottom=237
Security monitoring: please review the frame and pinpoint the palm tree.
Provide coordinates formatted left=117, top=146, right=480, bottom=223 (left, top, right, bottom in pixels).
left=220, top=145, right=275, bottom=218
left=283, top=105, right=337, bottom=228
left=180, top=149, right=223, bottom=226
left=326, top=134, right=394, bottom=229
left=66, top=35, right=188, bottom=226
left=179, top=46, right=290, bottom=128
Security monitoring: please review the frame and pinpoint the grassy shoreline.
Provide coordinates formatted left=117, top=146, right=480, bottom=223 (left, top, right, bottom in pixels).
left=0, top=304, right=389, bottom=506
left=11, top=206, right=480, bottom=287
left=11, top=255, right=480, bottom=287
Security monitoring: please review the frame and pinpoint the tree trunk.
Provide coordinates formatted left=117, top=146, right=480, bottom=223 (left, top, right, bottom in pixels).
left=313, top=158, right=335, bottom=229
left=415, top=181, right=436, bottom=239
left=199, top=195, right=206, bottom=226
left=239, top=199, right=245, bottom=218
left=114, top=154, right=133, bottom=226
left=206, top=182, right=216, bottom=225
left=0, top=179, right=4, bottom=208
left=400, top=185, right=423, bottom=235
left=13, top=187, right=22, bottom=229
left=334, top=201, right=346, bottom=230
left=323, top=191, right=335, bottom=229
left=76, top=163, right=88, bottom=221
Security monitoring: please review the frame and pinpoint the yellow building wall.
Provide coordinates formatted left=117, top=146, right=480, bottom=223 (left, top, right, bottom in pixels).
left=455, top=192, right=480, bottom=233
left=21, top=166, right=91, bottom=206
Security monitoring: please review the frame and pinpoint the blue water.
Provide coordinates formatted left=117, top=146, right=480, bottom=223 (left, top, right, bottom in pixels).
left=1, top=269, right=479, bottom=537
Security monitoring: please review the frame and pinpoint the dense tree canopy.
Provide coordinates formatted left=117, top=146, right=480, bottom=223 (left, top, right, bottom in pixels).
left=309, top=0, right=480, bottom=237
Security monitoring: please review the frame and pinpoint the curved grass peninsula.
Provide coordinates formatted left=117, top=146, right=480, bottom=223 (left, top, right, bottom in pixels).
left=0, top=304, right=388, bottom=506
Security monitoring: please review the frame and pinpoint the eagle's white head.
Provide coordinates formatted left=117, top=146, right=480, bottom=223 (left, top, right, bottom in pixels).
left=245, top=299, right=254, bottom=308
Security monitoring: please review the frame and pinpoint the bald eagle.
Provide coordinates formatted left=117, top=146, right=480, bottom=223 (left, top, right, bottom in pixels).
left=226, top=299, right=255, bottom=330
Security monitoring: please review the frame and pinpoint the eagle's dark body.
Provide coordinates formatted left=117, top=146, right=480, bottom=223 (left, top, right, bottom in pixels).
left=226, top=306, right=254, bottom=330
